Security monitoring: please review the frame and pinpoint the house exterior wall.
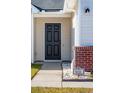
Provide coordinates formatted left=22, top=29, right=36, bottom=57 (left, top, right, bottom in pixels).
left=34, top=17, right=71, bottom=61
left=79, top=0, right=93, bottom=46
left=71, top=0, right=93, bottom=72
left=75, top=46, right=93, bottom=72
left=74, top=0, right=93, bottom=46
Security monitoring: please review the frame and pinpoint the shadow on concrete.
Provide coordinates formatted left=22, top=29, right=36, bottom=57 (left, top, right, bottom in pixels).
left=41, top=62, right=62, bottom=70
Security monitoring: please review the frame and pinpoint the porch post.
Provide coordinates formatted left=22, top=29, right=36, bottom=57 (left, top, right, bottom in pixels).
left=71, top=0, right=83, bottom=74
left=74, top=0, right=83, bottom=46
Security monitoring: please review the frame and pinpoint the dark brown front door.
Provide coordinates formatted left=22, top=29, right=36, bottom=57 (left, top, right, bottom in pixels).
left=45, top=23, right=61, bottom=60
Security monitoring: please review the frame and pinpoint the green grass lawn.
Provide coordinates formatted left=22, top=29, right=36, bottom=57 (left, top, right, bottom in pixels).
left=31, top=64, right=41, bottom=79
left=31, top=87, right=93, bottom=93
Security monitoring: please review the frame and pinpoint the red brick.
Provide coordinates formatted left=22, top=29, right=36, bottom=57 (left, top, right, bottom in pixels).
left=74, top=46, right=93, bottom=72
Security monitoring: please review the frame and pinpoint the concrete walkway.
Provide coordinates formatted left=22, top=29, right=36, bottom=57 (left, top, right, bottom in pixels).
left=31, top=62, right=93, bottom=88
left=62, top=82, right=93, bottom=88
left=32, top=62, right=62, bottom=87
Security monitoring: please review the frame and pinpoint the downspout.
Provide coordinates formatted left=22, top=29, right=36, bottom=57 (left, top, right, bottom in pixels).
left=31, top=14, right=34, bottom=63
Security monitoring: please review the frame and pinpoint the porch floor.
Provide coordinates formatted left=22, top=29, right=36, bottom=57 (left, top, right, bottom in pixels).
left=31, top=62, right=92, bottom=88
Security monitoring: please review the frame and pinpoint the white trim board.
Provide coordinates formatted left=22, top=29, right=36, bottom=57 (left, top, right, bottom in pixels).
left=33, top=12, right=72, bottom=18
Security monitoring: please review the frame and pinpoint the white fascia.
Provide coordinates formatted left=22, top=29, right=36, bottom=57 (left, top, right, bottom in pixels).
left=33, top=12, right=72, bottom=18
left=63, top=0, right=77, bottom=13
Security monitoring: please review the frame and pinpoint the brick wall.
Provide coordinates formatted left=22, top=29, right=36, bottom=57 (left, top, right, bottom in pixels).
left=75, top=46, right=93, bottom=72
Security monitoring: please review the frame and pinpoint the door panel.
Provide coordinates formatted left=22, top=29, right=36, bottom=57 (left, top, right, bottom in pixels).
left=45, top=23, right=61, bottom=60
left=47, top=31, right=52, bottom=42
left=47, top=45, right=52, bottom=56
left=53, top=45, right=59, bottom=56
left=54, top=31, right=59, bottom=42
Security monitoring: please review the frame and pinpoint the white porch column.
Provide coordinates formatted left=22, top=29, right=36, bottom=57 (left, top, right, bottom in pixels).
left=72, top=0, right=84, bottom=73
left=31, top=14, right=34, bottom=63
left=74, top=0, right=83, bottom=46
